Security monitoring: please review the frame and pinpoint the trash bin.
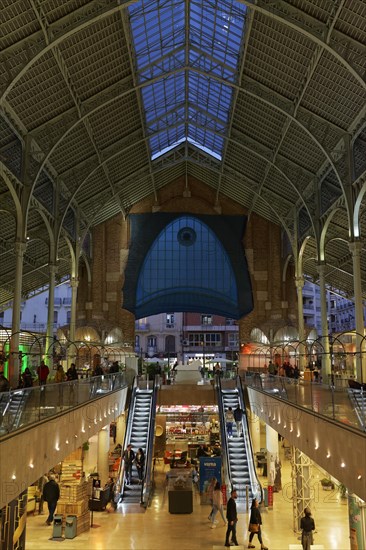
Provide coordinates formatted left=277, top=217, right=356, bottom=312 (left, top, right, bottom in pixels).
left=52, top=514, right=63, bottom=538
left=262, top=487, right=268, bottom=507
left=65, top=515, right=77, bottom=539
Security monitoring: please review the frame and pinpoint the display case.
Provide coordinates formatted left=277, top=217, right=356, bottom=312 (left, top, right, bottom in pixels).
left=167, top=471, right=193, bottom=514
left=160, top=404, right=218, bottom=445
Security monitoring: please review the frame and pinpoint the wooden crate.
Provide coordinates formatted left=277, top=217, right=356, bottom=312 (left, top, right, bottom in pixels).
left=57, top=499, right=88, bottom=516
left=60, top=511, right=90, bottom=536
left=76, top=511, right=90, bottom=535
left=60, top=480, right=90, bottom=501
left=64, top=448, right=83, bottom=461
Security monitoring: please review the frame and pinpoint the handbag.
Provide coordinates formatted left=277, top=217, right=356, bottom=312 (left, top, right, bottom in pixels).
left=249, top=523, right=260, bottom=533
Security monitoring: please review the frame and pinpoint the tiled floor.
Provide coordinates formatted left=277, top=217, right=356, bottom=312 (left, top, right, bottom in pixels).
left=26, top=450, right=351, bottom=550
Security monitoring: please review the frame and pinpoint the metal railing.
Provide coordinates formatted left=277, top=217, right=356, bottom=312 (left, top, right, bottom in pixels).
left=242, top=371, right=365, bottom=432
left=0, top=372, right=128, bottom=436
left=215, top=375, right=231, bottom=490
left=237, top=376, right=262, bottom=502
left=141, top=376, right=159, bottom=507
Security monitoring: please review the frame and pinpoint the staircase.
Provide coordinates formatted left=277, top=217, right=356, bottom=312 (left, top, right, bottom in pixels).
left=121, top=387, right=155, bottom=504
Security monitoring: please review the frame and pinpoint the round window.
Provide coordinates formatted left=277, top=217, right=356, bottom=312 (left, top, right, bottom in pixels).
left=177, top=227, right=196, bottom=246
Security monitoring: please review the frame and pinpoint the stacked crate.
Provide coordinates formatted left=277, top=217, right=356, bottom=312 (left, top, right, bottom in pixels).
left=59, top=448, right=91, bottom=536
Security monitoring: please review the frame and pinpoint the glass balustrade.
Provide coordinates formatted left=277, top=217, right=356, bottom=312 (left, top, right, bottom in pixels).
left=0, top=372, right=131, bottom=436
left=243, top=372, right=366, bottom=432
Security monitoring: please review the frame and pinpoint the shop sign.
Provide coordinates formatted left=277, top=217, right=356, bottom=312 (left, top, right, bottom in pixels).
left=199, top=456, right=222, bottom=502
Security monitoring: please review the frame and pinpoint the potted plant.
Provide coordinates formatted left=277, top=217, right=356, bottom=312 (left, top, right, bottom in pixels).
left=338, top=483, right=347, bottom=501
left=320, top=477, right=335, bottom=490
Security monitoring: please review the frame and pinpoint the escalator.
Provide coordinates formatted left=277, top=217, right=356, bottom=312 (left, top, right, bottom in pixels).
left=348, top=388, right=366, bottom=430
left=118, top=377, right=158, bottom=505
left=217, top=376, right=261, bottom=503
left=0, top=390, right=29, bottom=434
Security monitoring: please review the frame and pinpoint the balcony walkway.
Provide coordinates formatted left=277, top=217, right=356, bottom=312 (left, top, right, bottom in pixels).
left=243, top=372, right=366, bottom=432
left=0, top=373, right=131, bottom=436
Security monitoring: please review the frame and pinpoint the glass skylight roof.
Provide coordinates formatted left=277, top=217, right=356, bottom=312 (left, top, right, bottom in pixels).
left=129, top=0, right=246, bottom=161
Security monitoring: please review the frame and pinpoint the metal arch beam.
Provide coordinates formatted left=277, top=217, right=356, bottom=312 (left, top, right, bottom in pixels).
left=68, top=117, right=312, bottom=196
left=77, top=153, right=295, bottom=246
left=0, top=2, right=360, bottom=254
left=0, top=163, right=23, bottom=224
left=236, top=0, right=366, bottom=90
left=72, top=145, right=294, bottom=243
left=27, top=0, right=124, bottom=219
left=119, top=8, right=157, bottom=203
left=27, top=65, right=348, bottom=218
left=53, top=118, right=314, bottom=231
left=354, top=179, right=366, bottom=238
left=1, top=0, right=364, bottom=107
left=216, top=0, right=254, bottom=203
left=24, top=82, right=334, bottom=247
left=248, top=0, right=349, bottom=224
left=240, top=132, right=316, bottom=198
left=319, top=207, right=347, bottom=263
left=0, top=0, right=136, bottom=100
left=1, top=161, right=76, bottom=265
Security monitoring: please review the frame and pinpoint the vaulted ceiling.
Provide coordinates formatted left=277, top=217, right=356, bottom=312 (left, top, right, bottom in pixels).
left=1, top=0, right=366, bottom=308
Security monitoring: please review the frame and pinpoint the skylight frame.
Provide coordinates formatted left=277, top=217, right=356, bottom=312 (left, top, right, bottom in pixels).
left=128, top=0, right=246, bottom=161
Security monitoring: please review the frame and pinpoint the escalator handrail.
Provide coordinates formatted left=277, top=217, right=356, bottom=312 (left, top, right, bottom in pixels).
left=215, top=375, right=232, bottom=490
left=140, top=375, right=159, bottom=506
left=348, top=388, right=366, bottom=431
left=237, top=375, right=262, bottom=502
left=116, top=377, right=138, bottom=498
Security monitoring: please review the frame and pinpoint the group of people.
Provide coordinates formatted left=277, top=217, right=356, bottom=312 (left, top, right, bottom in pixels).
left=122, top=444, right=145, bottom=485
left=267, top=360, right=300, bottom=379
left=206, top=481, right=314, bottom=550
left=0, top=358, right=123, bottom=392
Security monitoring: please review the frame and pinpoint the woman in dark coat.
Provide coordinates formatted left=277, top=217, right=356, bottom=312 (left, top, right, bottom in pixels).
left=248, top=498, right=268, bottom=550
left=22, top=367, right=33, bottom=387
left=135, top=448, right=145, bottom=483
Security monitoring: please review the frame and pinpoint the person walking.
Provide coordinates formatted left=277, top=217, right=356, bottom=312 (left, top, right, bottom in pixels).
left=225, top=489, right=239, bottom=547
left=248, top=498, right=268, bottom=550
left=122, top=444, right=135, bottom=485
left=55, top=364, right=66, bottom=383
left=37, top=473, right=49, bottom=514
left=233, top=404, right=244, bottom=437
left=225, top=407, right=234, bottom=438
left=206, top=477, right=217, bottom=521
left=66, top=363, right=78, bottom=381
left=135, top=447, right=145, bottom=483
left=37, top=360, right=49, bottom=385
left=210, top=481, right=227, bottom=528
left=300, top=507, right=315, bottom=550
left=42, top=474, right=60, bottom=525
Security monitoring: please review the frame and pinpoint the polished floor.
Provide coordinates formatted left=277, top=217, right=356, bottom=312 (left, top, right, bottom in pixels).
left=26, top=449, right=350, bottom=550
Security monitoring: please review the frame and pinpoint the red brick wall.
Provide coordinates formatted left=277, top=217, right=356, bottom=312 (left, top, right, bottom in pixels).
left=76, top=176, right=297, bottom=344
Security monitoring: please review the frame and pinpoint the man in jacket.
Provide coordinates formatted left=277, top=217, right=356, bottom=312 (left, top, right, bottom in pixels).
left=123, top=444, right=135, bottom=485
left=233, top=405, right=244, bottom=437
left=225, top=489, right=239, bottom=547
left=42, top=475, right=60, bottom=525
